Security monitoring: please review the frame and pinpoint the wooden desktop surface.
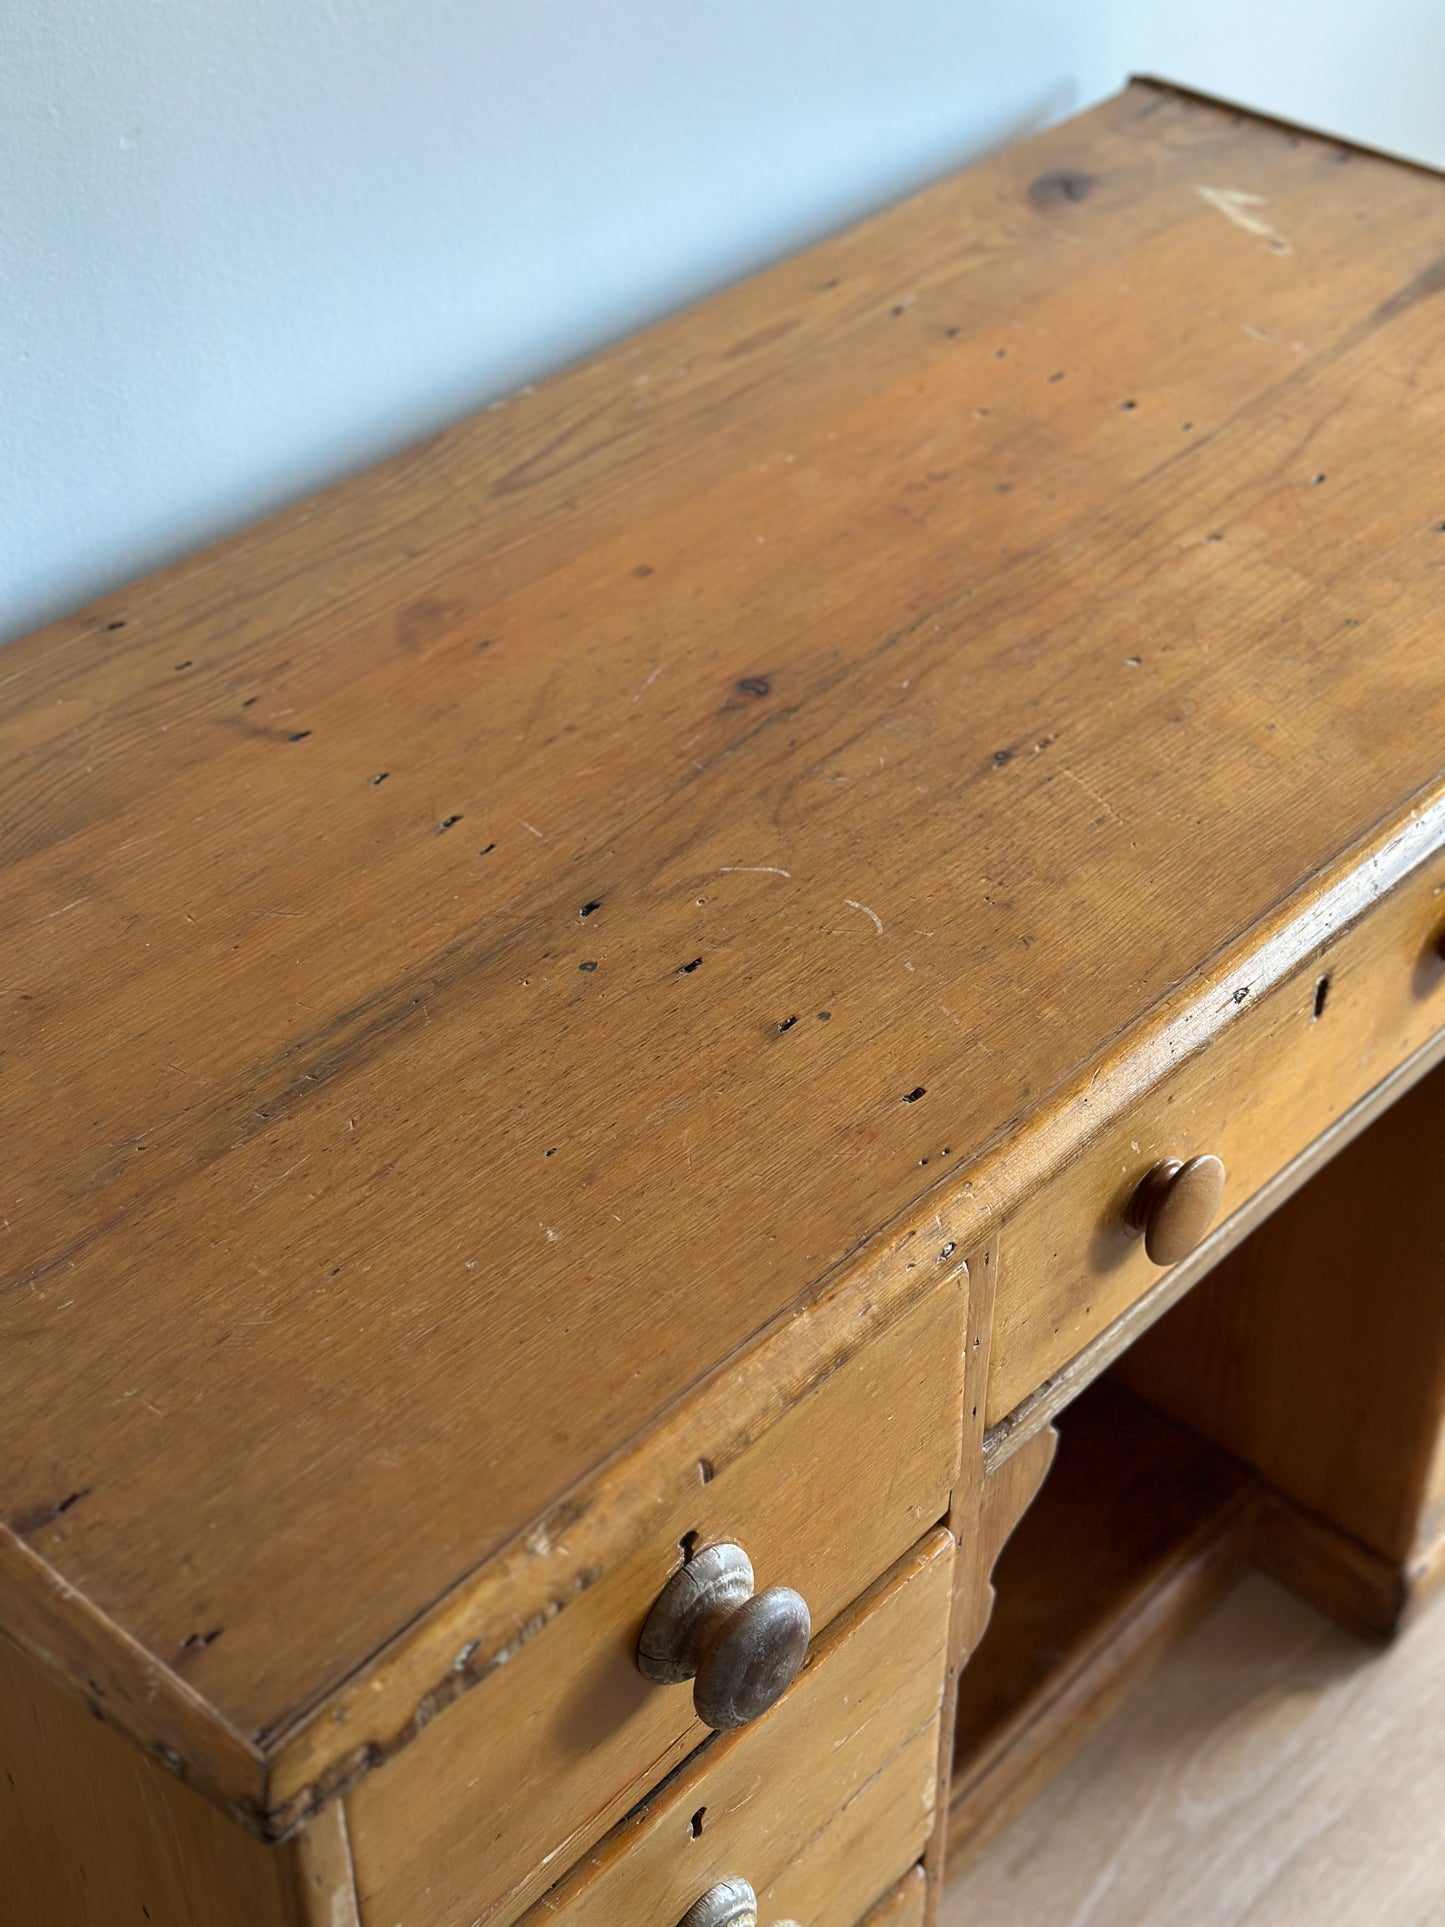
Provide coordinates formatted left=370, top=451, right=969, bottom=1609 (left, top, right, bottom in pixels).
left=2, top=80, right=1443, bottom=1831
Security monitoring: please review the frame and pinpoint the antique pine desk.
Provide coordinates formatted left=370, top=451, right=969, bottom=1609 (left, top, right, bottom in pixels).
left=4, top=79, right=1445, bottom=1927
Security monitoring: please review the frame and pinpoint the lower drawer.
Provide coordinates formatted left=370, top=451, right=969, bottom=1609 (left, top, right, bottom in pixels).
left=860, top=1866, right=928, bottom=1927
left=523, top=1528, right=953, bottom=1926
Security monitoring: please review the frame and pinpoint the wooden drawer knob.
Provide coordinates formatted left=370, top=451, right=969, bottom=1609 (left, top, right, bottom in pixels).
left=677, top=1876, right=800, bottom=1927
left=636, top=1541, right=811, bottom=1730
left=1126, top=1154, right=1226, bottom=1265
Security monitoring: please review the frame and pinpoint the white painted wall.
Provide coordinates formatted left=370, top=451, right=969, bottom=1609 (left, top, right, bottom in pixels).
left=4, top=2, right=1443, bottom=643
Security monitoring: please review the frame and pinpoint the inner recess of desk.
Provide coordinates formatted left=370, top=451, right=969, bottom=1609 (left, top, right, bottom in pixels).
left=949, top=1055, right=1445, bottom=1867
left=950, top=1378, right=1256, bottom=1868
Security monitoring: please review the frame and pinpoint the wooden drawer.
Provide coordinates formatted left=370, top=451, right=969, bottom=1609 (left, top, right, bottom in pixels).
left=346, top=1283, right=966, bottom=1927
left=520, top=1529, right=953, bottom=1926
left=989, top=848, right=1445, bottom=1425
left=860, top=1866, right=928, bottom=1927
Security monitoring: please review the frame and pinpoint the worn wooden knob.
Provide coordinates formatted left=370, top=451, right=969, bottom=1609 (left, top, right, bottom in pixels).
left=637, top=1542, right=811, bottom=1730
left=1127, top=1154, right=1226, bottom=1265
left=676, top=1877, right=800, bottom=1927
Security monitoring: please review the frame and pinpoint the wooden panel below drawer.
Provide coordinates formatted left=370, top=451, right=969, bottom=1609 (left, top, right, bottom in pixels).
left=988, top=847, right=1445, bottom=1424
left=519, top=1528, right=953, bottom=1926
left=347, top=1283, right=965, bottom=1927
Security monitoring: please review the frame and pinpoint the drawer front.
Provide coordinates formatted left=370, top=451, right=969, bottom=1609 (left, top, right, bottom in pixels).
left=859, top=1866, right=928, bottom=1927
left=347, top=1284, right=966, bottom=1927
left=522, top=1529, right=953, bottom=1925
left=989, top=851, right=1445, bottom=1425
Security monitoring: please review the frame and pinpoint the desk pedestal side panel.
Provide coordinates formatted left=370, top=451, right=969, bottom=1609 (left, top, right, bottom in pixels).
left=0, top=1633, right=301, bottom=1927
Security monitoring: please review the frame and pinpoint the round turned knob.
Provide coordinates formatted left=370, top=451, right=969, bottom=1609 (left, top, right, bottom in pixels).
left=637, top=1542, right=811, bottom=1730
left=1126, top=1154, right=1226, bottom=1265
left=676, top=1877, right=800, bottom=1927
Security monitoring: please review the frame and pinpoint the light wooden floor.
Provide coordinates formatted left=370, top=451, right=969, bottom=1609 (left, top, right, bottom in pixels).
left=943, top=1571, right=1445, bottom=1926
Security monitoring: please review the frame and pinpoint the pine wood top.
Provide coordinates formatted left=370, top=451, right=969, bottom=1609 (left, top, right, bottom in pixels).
left=3, top=81, right=1444, bottom=1826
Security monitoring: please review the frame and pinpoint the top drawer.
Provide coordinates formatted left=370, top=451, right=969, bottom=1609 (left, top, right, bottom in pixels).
left=344, top=1277, right=967, bottom=1927
left=523, top=1528, right=953, bottom=1926
left=988, top=849, right=1445, bottom=1425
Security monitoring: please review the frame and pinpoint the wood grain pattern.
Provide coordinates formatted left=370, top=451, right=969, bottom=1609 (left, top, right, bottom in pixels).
left=862, top=1866, right=927, bottom=1927
left=925, top=1242, right=1052, bottom=1920
left=0, top=1631, right=319, bottom=1927
left=988, top=826, right=1445, bottom=1423
left=968, top=1429, right=1060, bottom=1668
left=285, top=1802, right=361, bottom=1927
left=922, top=1244, right=999, bottom=1923
left=1117, top=1056, right=1445, bottom=1630
left=1251, top=1493, right=1420, bottom=1643
left=1253, top=1485, right=1445, bottom=1643
left=345, top=1280, right=965, bottom=1927
left=945, top=1570, right=1445, bottom=1926
left=981, top=1020, right=1445, bottom=1472
left=758, top=1725, right=939, bottom=1927
left=949, top=1383, right=1256, bottom=1873
left=5, top=79, right=1445, bottom=1823
left=522, top=1530, right=953, bottom=1925
left=926, top=1416, right=1055, bottom=1912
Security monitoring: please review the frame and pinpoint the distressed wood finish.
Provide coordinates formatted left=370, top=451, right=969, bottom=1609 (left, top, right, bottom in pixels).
left=0, top=1633, right=349, bottom=1927
left=968, top=1430, right=1061, bottom=1659
left=981, top=1021, right=1445, bottom=1471
left=922, top=1239, right=1057, bottom=1923
left=987, top=835, right=1445, bottom=1425
left=523, top=1531, right=953, bottom=1925
left=944, top=1050, right=1445, bottom=1872
left=921, top=1244, right=1001, bottom=1923
left=343, top=1279, right=964, bottom=1927
left=931, top=1420, right=1058, bottom=1908
left=1118, top=1056, right=1445, bottom=1633
left=285, top=1806, right=362, bottom=1927
left=863, top=1867, right=928, bottom=1927
left=940, top=1051, right=1445, bottom=1880
left=949, top=1383, right=1257, bottom=1872
left=3, top=73, right=1445, bottom=1913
